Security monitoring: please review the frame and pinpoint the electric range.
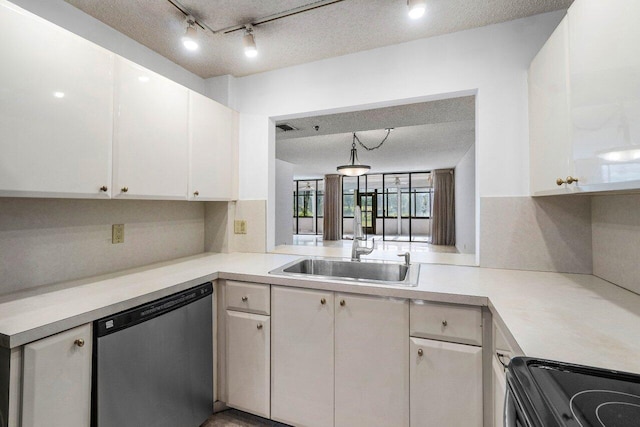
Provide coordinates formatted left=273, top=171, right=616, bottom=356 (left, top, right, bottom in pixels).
left=506, top=357, right=640, bottom=427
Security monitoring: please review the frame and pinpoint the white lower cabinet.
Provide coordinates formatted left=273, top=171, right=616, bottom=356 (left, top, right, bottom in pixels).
left=225, top=310, right=270, bottom=418
left=410, top=337, right=483, bottom=427
left=271, top=287, right=334, bottom=427
left=21, top=323, right=92, bottom=427
left=335, top=293, right=409, bottom=427
left=493, top=355, right=508, bottom=427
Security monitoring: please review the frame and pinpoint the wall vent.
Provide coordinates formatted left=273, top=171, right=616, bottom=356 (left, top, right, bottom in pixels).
left=276, top=123, right=298, bottom=132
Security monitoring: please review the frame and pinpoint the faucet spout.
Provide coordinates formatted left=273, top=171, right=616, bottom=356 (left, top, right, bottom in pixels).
left=351, top=205, right=375, bottom=261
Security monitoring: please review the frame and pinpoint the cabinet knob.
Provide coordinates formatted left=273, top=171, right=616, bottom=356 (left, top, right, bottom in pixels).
left=566, top=176, right=579, bottom=185
left=418, top=348, right=423, bottom=357
left=340, top=299, right=346, bottom=306
left=193, top=191, right=199, bottom=197
left=320, top=297, right=326, bottom=305
left=100, top=186, right=108, bottom=192
left=556, top=178, right=566, bottom=186
left=121, top=187, right=128, bottom=193
left=257, top=323, right=263, bottom=330
left=442, top=320, right=448, bottom=327
left=74, top=338, right=85, bottom=347
left=241, top=296, right=248, bottom=302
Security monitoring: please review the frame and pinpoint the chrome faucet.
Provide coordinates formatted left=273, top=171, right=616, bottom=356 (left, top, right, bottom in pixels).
left=351, top=205, right=375, bottom=261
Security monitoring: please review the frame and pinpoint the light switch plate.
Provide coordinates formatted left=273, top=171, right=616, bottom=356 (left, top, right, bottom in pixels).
left=234, top=220, right=247, bottom=234
left=112, top=224, right=124, bottom=244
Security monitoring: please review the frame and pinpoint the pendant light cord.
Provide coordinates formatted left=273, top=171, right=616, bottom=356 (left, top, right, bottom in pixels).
left=354, top=128, right=392, bottom=151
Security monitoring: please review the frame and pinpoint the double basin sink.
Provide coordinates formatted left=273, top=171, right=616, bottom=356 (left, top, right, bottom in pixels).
left=269, top=257, right=420, bottom=287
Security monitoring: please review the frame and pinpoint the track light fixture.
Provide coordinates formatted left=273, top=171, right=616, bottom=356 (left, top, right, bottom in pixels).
left=243, top=25, right=258, bottom=58
left=407, top=0, right=427, bottom=19
left=182, top=15, right=199, bottom=51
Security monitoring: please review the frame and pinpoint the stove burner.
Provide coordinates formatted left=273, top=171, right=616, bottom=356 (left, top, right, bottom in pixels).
left=570, top=390, right=640, bottom=427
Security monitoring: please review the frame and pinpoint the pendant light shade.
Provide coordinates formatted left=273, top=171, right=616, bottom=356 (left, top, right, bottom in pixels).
left=337, top=134, right=370, bottom=176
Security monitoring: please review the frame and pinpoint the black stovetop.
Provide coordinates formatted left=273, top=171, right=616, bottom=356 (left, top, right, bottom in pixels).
left=508, top=357, right=640, bottom=427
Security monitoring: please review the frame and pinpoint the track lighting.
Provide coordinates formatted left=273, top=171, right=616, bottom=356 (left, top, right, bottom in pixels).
left=182, top=15, right=199, bottom=51
left=243, top=25, right=258, bottom=58
left=407, top=0, right=427, bottom=19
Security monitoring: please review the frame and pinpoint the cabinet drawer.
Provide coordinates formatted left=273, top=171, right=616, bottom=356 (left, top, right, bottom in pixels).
left=410, top=301, right=482, bottom=346
left=225, top=281, right=270, bottom=315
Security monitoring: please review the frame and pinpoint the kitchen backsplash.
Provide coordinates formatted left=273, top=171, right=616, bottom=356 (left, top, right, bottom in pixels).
left=0, top=198, right=205, bottom=296
left=480, top=196, right=593, bottom=274
left=592, top=194, right=640, bottom=295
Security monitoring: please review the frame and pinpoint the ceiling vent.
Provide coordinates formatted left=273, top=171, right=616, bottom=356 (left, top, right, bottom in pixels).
left=276, top=123, right=298, bottom=132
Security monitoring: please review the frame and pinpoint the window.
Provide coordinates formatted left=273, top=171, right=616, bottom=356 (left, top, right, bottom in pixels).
left=292, top=179, right=323, bottom=235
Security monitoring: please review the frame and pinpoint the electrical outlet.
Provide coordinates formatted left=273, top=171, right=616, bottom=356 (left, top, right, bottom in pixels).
left=112, top=224, right=124, bottom=244
left=234, top=220, right=247, bottom=234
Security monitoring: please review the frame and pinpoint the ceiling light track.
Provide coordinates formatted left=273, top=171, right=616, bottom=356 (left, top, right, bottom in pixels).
left=216, top=0, right=346, bottom=34
left=166, top=0, right=215, bottom=33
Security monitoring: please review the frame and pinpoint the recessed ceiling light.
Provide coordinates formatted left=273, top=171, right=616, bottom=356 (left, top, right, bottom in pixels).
left=407, top=0, right=427, bottom=19
left=138, top=76, right=150, bottom=83
left=53, top=91, right=65, bottom=98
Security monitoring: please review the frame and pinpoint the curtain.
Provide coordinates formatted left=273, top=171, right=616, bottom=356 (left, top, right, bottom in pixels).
left=431, top=169, right=455, bottom=246
left=323, top=174, right=342, bottom=240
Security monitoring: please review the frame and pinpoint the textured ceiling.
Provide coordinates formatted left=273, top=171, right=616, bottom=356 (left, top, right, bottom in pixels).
left=276, top=96, right=475, bottom=179
left=64, top=0, right=573, bottom=78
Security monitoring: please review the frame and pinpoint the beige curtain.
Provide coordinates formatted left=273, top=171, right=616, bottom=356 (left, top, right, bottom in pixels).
left=323, top=174, right=342, bottom=240
left=431, top=169, right=455, bottom=246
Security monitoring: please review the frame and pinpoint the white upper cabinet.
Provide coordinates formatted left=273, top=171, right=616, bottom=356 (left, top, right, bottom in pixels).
left=530, top=0, right=640, bottom=195
left=0, top=1, right=114, bottom=198
left=113, top=57, right=189, bottom=200
left=189, top=91, right=239, bottom=201
left=568, top=0, right=640, bottom=187
left=529, top=16, right=573, bottom=194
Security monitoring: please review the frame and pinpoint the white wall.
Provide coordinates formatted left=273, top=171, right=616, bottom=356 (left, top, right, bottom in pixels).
left=9, top=0, right=206, bottom=95
left=275, top=160, right=294, bottom=245
left=455, top=145, right=476, bottom=254
left=227, top=11, right=564, bottom=249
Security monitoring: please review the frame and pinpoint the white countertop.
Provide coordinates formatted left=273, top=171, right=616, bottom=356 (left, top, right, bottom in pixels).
left=1, top=252, right=639, bottom=375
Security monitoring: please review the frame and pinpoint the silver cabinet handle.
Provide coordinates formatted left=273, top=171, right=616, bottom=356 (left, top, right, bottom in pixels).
left=320, top=298, right=326, bottom=305
left=442, top=320, right=448, bottom=327
left=241, top=296, right=248, bottom=302
left=74, top=338, right=85, bottom=347
left=257, top=324, right=263, bottom=330
left=417, top=348, right=423, bottom=356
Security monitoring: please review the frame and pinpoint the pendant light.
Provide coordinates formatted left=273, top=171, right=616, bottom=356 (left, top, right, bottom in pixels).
left=337, top=133, right=371, bottom=176
left=243, top=25, right=258, bottom=58
left=407, top=0, right=427, bottom=19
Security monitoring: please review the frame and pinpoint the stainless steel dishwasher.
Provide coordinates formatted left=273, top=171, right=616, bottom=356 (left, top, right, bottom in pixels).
left=92, top=282, right=213, bottom=427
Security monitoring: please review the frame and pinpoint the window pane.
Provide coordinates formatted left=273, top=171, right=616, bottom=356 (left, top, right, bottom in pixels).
left=343, top=194, right=354, bottom=217
left=317, top=192, right=324, bottom=218
left=387, top=193, right=397, bottom=217
left=401, top=192, right=409, bottom=218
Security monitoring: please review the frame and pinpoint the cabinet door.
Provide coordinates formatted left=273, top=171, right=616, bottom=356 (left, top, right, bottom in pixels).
left=529, top=16, right=573, bottom=194
left=22, top=324, right=92, bottom=427
left=569, top=0, right=640, bottom=186
left=113, top=57, right=189, bottom=199
left=226, top=310, right=270, bottom=418
left=271, top=287, right=334, bottom=427
left=493, top=356, right=508, bottom=427
left=189, top=91, right=239, bottom=201
left=0, top=2, right=113, bottom=198
left=335, top=294, right=409, bottom=427
left=410, top=337, right=482, bottom=427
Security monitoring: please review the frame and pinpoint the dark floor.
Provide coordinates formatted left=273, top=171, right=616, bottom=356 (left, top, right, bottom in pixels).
left=202, top=409, right=291, bottom=427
